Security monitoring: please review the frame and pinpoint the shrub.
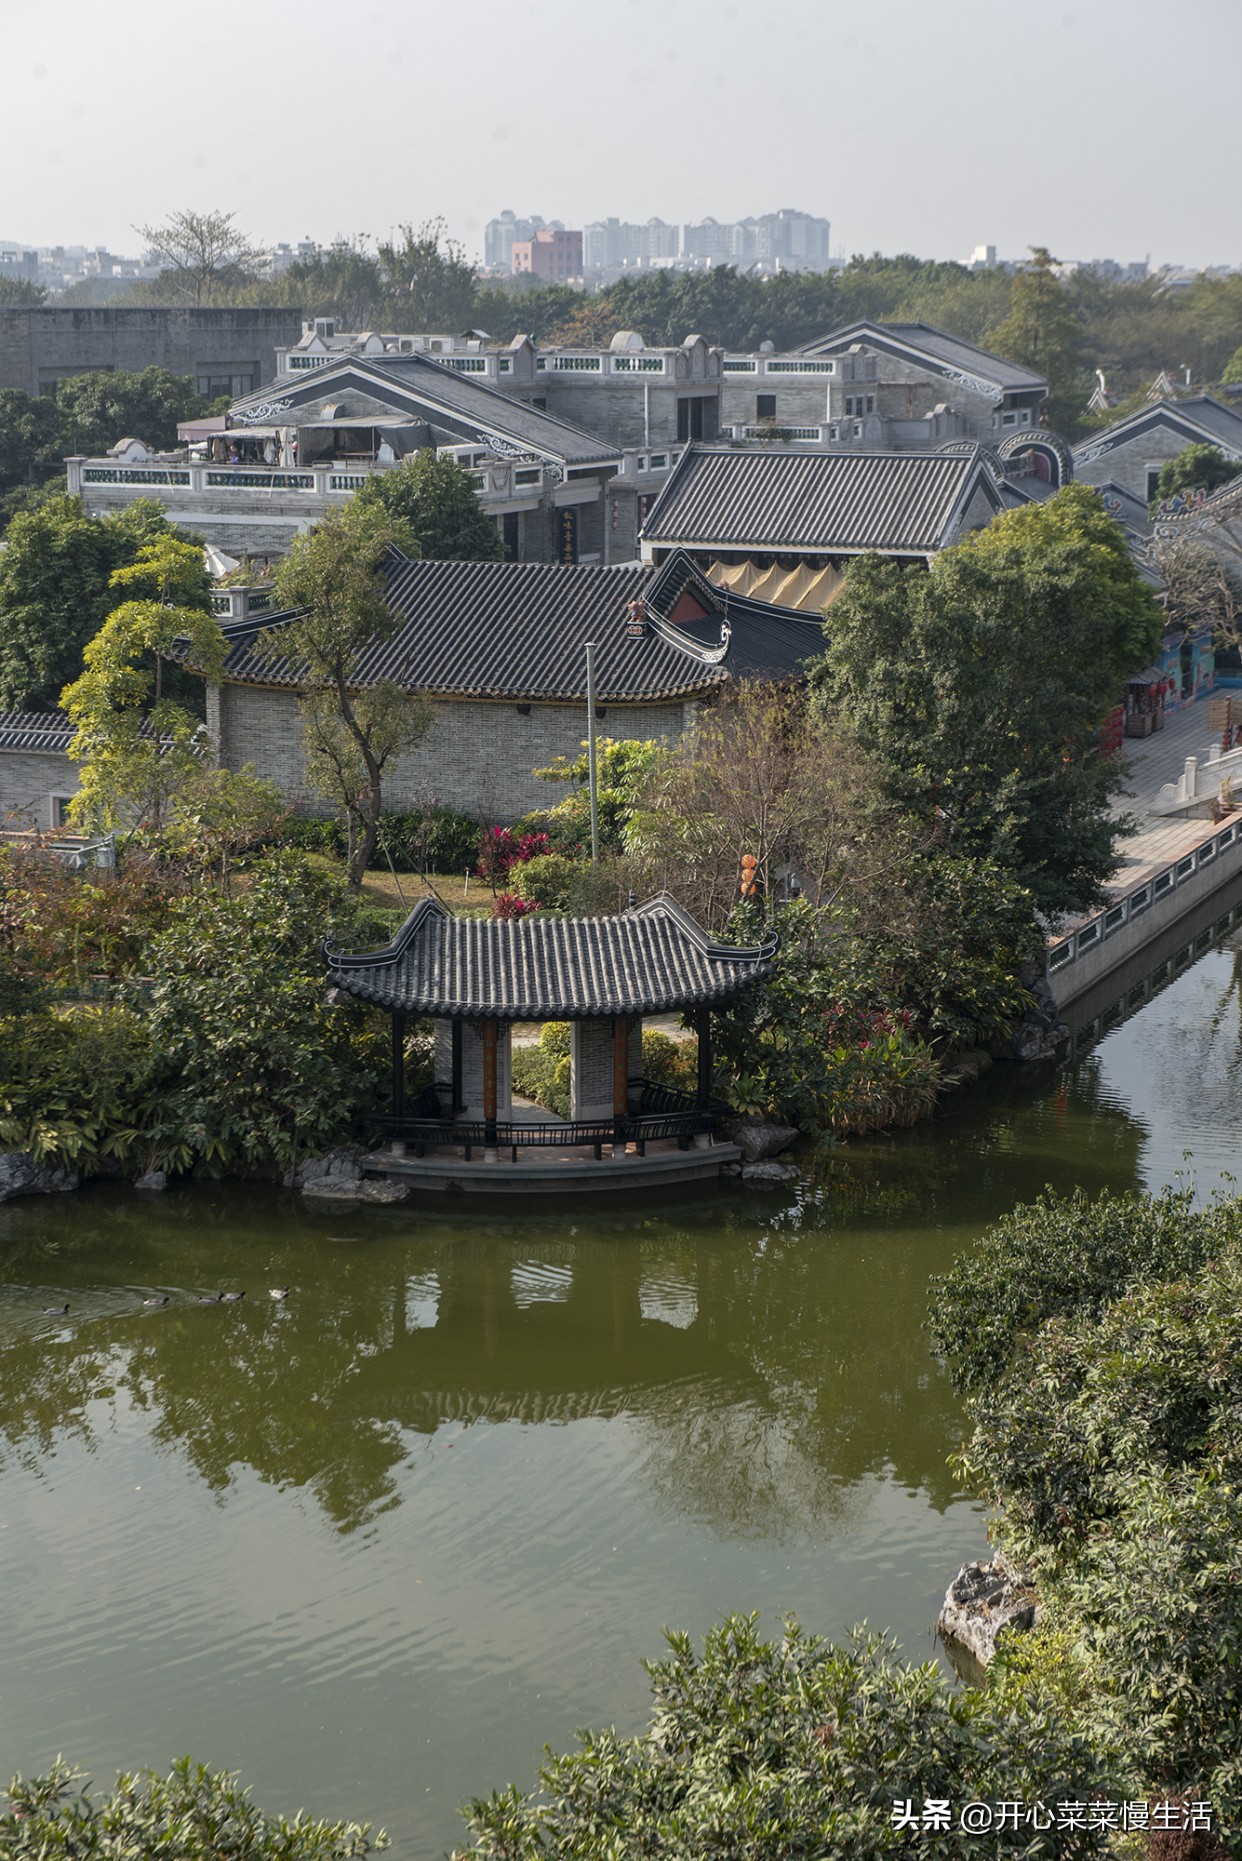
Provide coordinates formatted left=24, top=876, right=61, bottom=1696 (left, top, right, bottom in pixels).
left=640, top=1027, right=696, bottom=1092
left=140, top=851, right=387, bottom=1173
left=375, top=806, right=481, bottom=875
left=0, top=1755, right=387, bottom=1857
left=511, top=1022, right=572, bottom=1118
left=278, top=815, right=348, bottom=857
left=0, top=1002, right=156, bottom=1169
left=455, top=1614, right=1126, bottom=1859
left=713, top=900, right=945, bottom=1136
left=932, top=1188, right=1242, bottom=1836
left=510, top=852, right=579, bottom=911
left=491, top=891, right=539, bottom=921
left=475, top=826, right=551, bottom=889
left=539, top=1020, right=571, bottom=1059
left=0, top=845, right=178, bottom=986
left=925, top=1184, right=1230, bottom=1394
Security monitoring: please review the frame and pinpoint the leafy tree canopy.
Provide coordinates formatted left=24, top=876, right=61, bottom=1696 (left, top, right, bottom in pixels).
left=55, top=365, right=220, bottom=456
left=0, top=496, right=183, bottom=710
left=1154, top=441, right=1242, bottom=505
left=270, top=502, right=432, bottom=888
left=354, top=449, right=503, bottom=562
left=61, top=532, right=222, bottom=834
left=374, top=218, right=478, bottom=331
left=930, top=1186, right=1242, bottom=1827
left=812, top=487, right=1164, bottom=916
left=985, top=247, right=1089, bottom=434
left=0, top=276, right=47, bottom=306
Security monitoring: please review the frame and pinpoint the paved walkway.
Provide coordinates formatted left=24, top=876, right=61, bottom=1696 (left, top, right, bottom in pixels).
left=1108, top=694, right=1233, bottom=892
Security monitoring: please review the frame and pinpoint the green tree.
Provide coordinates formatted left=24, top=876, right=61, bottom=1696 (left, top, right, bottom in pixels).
left=270, top=504, right=432, bottom=889
left=1154, top=441, right=1242, bottom=506
left=813, top=486, right=1164, bottom=917
left=930, top=1187, right=1242, bottom=1830
left=0, top=386, right=66, bottom=497
left=134, top=208, right=264, bottom=305
left=375, top=218, right=478, bottom=329
left=0, top=277, right=47, bottom=306
left=986, top=247, right=1089, bottom=434
left=141, top=851, right=385, bottom=1173
left=281, top=241, right=386, bottom=326
left=472, top=280, right=585, bottom=344
left=354, top=450, right=503, bottom=562
left=0, top=1756, right=387, bottom=1857
left=61, top=533, right=223, bottom=833
left=1222, top=343, right=1242, bottom=385
left=0, top=496, right=181, bottom=709
left=55, top=365, right=219, bottom=456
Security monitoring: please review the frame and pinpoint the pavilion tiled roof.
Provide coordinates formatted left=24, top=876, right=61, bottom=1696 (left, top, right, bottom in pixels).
left=217, top=550, right=825, bottom=703
left=325, top=894, right=778, bottom=1019
left=641, top=444, right=997, bottom=556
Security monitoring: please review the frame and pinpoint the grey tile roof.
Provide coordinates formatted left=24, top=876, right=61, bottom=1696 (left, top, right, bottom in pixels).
left=641, top=444, right=998, bottom=555
left=231, top=355, right=617, bottom=467
left=800, top=320, right=1046, bottom=394
left=325, top=893, right=778, bottom=1018
left=1074, top=396, right=1242, bottom=466
left=1092, top=480, right=1153, bottom=534
left=218, top=551, right=824, bottom=703
left=0, top=711, right=74, bottom=753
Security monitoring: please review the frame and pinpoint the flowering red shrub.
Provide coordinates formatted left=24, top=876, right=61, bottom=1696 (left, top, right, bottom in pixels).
left=491, top=891, right=540, bottom=920
left=475, top=826, right=552, bottom=888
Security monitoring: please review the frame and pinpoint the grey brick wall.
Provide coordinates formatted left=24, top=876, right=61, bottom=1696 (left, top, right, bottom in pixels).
left=0, top=749, right=79, bottom=830
left=0, top=306, right=303, bottom=396
left=215, top=684, right=690, bottom=820
left=1074, top=430, right=1196, bottom=502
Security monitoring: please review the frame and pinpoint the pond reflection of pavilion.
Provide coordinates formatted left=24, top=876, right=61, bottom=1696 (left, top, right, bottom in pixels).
left=325, top=893, right=778, bottom=1192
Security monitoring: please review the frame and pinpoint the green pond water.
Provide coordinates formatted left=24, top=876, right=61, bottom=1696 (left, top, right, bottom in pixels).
left=3, top=924, right=1242, bottom=1858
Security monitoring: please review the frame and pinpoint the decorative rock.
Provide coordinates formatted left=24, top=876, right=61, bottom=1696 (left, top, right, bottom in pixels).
left=938, top=1553, right=1037, bottom=1668
left=740, top=1159, right=800, bottom=1187
left=302, top=1175, right=409, bottom=1205
left=726, top=1119, right=798, bottom=1163
left=946, top=1050, right=992, bottom=1088
left=134, top=1169, right=168, bottom=1192
left=0, top=1152, right=80, bottom=1204
left=1010, top=1018, right=1070, bottom=1064
left=283, top=1148, right=367, bottom=1190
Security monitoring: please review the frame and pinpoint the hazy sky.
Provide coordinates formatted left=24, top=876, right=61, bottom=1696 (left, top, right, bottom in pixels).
left=4, top=0, right=1240, bottom=269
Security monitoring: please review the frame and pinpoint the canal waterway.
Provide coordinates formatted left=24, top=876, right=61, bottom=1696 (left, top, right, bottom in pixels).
left=3, top=916, right=1242, bottom=1858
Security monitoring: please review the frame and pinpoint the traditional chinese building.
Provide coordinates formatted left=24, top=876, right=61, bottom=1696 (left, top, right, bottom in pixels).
left=325, top=892, right=778, bottom=1192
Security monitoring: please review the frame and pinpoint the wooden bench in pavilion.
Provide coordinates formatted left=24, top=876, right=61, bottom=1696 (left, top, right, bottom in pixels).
left=324, top=893, right=778, bottom=1190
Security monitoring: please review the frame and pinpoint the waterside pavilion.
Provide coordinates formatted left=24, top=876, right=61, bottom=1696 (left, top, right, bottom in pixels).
left=325, top=894, right=778, bottom=1193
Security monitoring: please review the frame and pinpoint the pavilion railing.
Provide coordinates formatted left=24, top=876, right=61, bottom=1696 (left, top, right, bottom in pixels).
left=374, top=1077, right=718, bottom=1162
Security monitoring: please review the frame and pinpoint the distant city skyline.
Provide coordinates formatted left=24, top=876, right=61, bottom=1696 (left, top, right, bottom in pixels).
left=3, top=0, right=1240, bottom=273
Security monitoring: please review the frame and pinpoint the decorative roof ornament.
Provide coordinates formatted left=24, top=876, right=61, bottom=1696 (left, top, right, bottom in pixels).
left=233, top=399, right=292, bottom=426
